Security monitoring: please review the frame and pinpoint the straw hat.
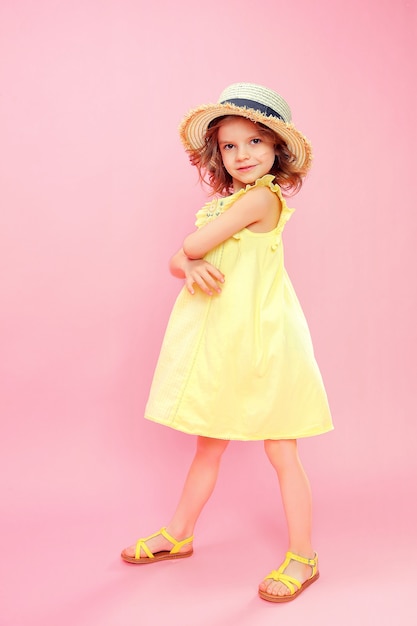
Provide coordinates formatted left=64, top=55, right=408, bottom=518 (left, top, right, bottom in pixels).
left=179, top=82, right=312, bottom=171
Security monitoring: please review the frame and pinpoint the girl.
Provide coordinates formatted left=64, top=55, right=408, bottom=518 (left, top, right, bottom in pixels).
left=121, top=83, right=333, bottom=603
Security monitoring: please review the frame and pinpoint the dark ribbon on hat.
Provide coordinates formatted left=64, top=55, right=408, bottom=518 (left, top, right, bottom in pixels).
left=221, top=98, right=285, bottom=122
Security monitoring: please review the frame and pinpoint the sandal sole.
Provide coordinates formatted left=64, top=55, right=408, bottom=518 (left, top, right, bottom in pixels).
left=121, top=549, right=194, bottom=565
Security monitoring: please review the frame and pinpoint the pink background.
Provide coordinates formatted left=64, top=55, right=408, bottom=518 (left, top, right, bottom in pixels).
left=1, top=1, right=416, bottom=624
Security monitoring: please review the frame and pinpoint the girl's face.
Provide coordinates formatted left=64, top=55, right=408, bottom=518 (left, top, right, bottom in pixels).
left=217, top=117, right=276, bottom=192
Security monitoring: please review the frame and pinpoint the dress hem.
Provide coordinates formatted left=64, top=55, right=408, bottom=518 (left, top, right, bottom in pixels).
left=144, top=414, right=334, bottom=441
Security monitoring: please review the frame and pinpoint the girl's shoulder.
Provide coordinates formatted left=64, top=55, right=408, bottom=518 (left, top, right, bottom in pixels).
left=226, top=175, right=290, bottom=214
left=195, top=175, right=293, bottom=229
left=232, top=176, right=295, bottom=237
left=229, top=175, right=285, bottom=204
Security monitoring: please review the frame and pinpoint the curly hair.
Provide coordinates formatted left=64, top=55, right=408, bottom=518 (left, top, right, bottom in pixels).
left=187, top=116, right=309, bottom=197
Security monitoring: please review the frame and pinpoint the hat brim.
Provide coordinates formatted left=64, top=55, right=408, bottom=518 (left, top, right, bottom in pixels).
left=179, top=102, right=312, bottom=171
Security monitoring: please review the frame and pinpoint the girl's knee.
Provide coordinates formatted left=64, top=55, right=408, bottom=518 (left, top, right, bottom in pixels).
left=264, top=439, right=298, bottom=467
left=197, top=436, right=229, bottom=459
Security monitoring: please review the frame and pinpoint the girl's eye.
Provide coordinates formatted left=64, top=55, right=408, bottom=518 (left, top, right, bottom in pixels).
left=223, top=144, right=234, bottom=150
left=251, top=138, right=261, bottom=144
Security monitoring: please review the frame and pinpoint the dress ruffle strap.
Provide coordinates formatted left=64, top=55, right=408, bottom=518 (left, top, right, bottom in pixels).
left=194, top=175, right=295, bottom=244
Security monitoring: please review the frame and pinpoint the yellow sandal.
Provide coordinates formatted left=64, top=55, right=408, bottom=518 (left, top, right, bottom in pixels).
left=259, top=551, right=319, bottom=603
left=121, top=527, right=194, bottom=564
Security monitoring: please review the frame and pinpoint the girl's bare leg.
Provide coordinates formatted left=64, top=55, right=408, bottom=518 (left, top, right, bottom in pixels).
left=258, top=439, right=316, bottom=597
left=122, top=436, right=229, bottom=557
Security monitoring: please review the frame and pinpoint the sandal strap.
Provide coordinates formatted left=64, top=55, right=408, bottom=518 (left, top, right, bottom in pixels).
left=263, top=551, right=319, bottom=590
left=286, top=551, right=318, bottom=568
left=266, top=572, right=301, bottom=594
left=134, top=527, right=194, bottom=559
left=135, top=538, right=154, bottom=560
left=160, top=527, right=194, bottom=554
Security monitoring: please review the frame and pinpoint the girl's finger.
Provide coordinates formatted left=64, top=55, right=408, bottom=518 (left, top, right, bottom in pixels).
left=193, top=274, right=214, bottom=296
left=205, top=264, right=225, bottom=282
left=185, top=277, right=195, bottom=295
left=201, top=271, right=222, bottom=293
left=207, top=271, right=225, bottom=284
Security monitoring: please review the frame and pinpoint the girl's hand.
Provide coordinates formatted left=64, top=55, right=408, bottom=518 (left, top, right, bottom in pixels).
left=184, top=258, right=225, bottom=296
left=169, top=248, right=224, bottom=295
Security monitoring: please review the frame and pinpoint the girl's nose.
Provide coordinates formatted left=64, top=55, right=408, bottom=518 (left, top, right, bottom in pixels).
left=236, top=146, right=249, bottom=160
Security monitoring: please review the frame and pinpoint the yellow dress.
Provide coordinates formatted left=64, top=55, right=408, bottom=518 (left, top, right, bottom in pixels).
left=145, top=175, right=333, bottom=440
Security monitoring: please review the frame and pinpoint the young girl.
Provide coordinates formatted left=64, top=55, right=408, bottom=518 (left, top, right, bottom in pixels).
left=122, top=83, right=333, bottom=603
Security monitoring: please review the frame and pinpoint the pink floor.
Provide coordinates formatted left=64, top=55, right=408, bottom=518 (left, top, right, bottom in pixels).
left=2, top=439, right=416, bottom=626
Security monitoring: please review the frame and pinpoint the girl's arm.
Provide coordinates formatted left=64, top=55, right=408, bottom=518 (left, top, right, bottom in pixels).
left=169, top=248, right=225, bottom=296
left=183, top=186, right=278, bottom=259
